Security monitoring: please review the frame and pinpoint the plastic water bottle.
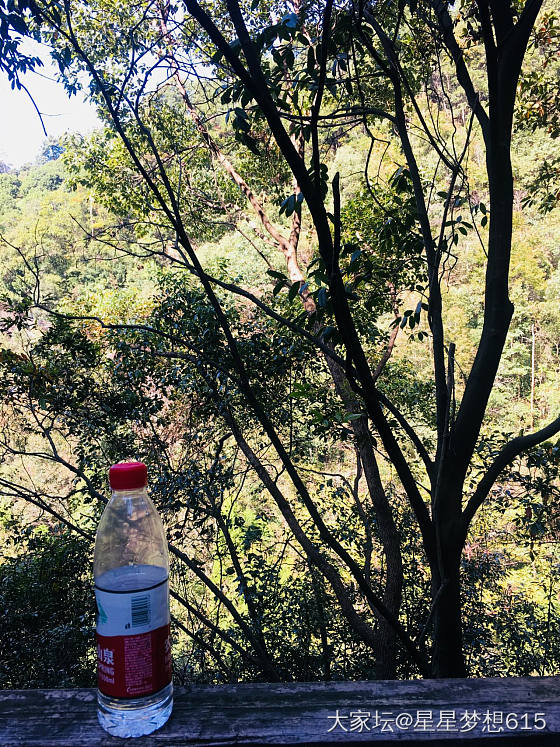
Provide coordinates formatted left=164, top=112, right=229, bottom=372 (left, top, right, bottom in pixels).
left=94, top=461, right=173, bottom=737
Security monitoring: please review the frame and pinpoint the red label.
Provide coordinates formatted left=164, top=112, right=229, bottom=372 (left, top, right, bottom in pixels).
left=97, top=623, right=172, bottom=698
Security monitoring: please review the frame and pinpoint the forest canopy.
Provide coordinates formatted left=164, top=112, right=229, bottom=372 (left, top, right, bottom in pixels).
left=1, top=0, right=560, bottom=685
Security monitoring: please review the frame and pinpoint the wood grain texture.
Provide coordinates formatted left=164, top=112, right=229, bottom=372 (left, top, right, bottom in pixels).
left=0, top=678, right=559, bottom=746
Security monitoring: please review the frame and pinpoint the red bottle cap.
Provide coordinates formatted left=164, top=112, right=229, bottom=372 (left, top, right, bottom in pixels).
left=109, top=461, right=148, bottom=490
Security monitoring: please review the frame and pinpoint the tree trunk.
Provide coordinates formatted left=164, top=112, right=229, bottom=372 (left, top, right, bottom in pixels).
left=431, top=562, right=466, bottom=677
left=325, top=354, right=403, bottom=679
left=354, top=421, right=402, bottom=681
left=431, top=460, right=467, bottom=678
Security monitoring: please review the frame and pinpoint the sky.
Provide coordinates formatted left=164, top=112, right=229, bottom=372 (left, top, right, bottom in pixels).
left=0, top=39, right=100, bottom=169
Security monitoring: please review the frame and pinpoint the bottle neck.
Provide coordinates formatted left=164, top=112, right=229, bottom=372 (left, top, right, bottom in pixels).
left=111, top=486, right=148, bottom=497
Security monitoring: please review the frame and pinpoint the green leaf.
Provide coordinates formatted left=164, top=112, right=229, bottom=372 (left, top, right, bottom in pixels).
left=288, top=281, right=300, bottom=301
left=8, top=12, right=28, bottom=35
left=349, top=249, right=362, bottom=266
left=306, top=47, right=315, bottom=75
left=281, top=12, right=299, bottom=29
left=267, top=269, right=287, bottom=280
left=279, top=193, right=301, bottom=217
left=237, top=132, right=260, bottom=155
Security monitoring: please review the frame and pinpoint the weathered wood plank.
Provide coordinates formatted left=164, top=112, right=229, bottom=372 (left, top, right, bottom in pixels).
left=1, top=678, right=559, bottom=745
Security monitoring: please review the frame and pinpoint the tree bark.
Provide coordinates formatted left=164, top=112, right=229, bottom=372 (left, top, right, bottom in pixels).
left=357, top=429, right=402, bottom=680
left=324, top=353, right=403, bottom=679
left=431, top=563, right=466, bottom=678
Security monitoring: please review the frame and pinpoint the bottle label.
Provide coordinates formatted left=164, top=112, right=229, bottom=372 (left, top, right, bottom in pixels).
left=95, top=578, right=172, bottom=698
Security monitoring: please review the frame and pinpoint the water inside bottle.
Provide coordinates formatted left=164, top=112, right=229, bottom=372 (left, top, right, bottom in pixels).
left=96, top=564, right=173, bottom=738
left=96, top=564, right=167, bottom=592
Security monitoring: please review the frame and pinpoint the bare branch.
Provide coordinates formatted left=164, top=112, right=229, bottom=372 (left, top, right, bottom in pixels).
left=462, top=413, right=560, bottom=536
left=428, top=1, right=490, bottom=142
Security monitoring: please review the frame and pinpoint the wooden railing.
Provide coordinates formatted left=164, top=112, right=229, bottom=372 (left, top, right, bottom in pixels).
left=1, top=677, right=559, bottom=745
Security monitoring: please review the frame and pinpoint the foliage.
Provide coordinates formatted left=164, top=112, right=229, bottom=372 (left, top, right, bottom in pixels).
left=0, top=516, right=95, bottom=688
left=0, top=0, right=42, bottom=83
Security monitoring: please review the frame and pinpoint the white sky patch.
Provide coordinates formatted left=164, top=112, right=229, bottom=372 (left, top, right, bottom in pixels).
left=0, top=38, right=100, bottom=169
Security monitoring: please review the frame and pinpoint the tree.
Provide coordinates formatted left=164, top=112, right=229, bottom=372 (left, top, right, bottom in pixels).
left=36, top=137, right=65, bottom=164
left=2, top=0, right=559, bottom=679
left=517, top=0, right=560, bottom=212
left=0, top=0, right=46, bottom=132
left=0, top=519, right=95, bottom=689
